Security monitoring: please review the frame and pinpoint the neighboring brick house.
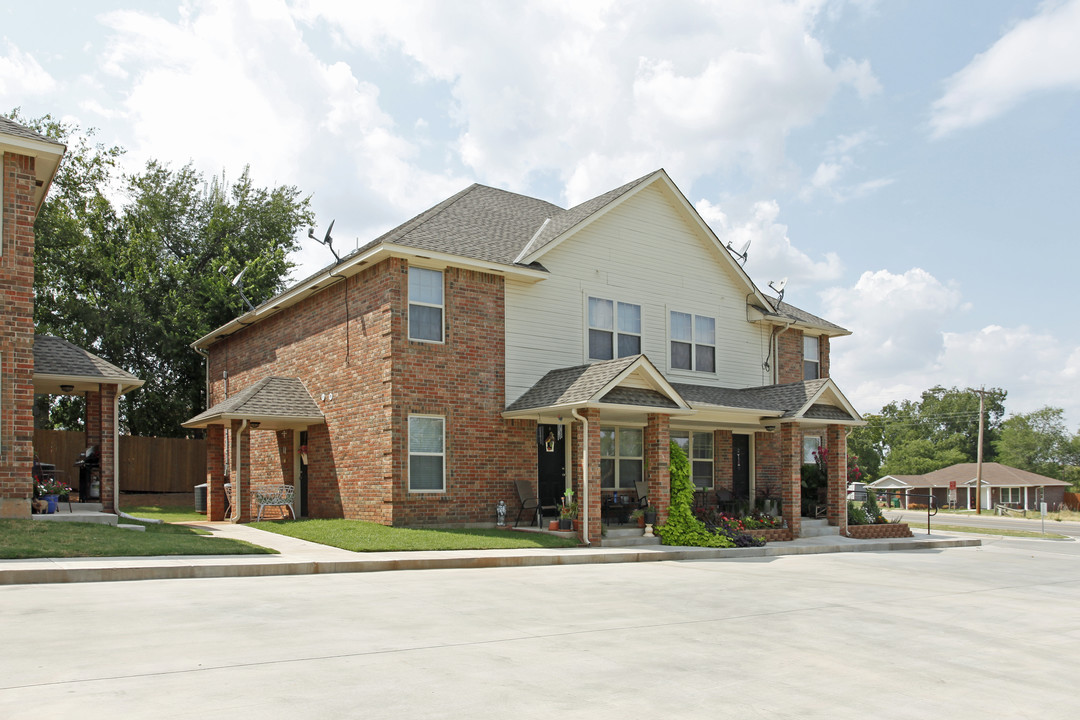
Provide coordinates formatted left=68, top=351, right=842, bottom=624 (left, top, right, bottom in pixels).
left=184, top=169, right=862, bottom=543
left=1, top=117, right=142, bottom=518
left=869, top=463, right=1070, bottom=511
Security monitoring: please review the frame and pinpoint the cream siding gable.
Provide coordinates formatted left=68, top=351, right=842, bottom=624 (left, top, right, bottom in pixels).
left=505, top=183, right=771, bottom=405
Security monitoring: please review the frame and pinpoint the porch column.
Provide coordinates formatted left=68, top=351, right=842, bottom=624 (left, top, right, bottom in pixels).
left=780, top=424, right=801, bottom=538
left=826, top=424, right=847, bottom=531
left=86, top=384, right=118, bottom=512
left=572, top=408, right=602, bottom=544
left=230, top=419, right=253, bottom=522
left=644, top=413, right=670, bottom=522
left=206, top=424, right=227, bottom=521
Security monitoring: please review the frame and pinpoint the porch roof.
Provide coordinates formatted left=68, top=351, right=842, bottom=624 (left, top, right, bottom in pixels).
left=870, top=463, right=1070, bottom=489
left=182, top=376, right=325, bottom=431
left=33, top=334, right=144, bottom=395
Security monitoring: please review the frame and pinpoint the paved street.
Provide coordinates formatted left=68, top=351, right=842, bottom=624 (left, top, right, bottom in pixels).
left=889, top=509, right=1080, bottom=541
left=2, top=539, right=1078, bottom=719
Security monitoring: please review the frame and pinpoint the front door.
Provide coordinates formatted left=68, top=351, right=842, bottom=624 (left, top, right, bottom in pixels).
left=537, top=424, right=565, bottom=508
left=732, top=434, right=750, bottom=503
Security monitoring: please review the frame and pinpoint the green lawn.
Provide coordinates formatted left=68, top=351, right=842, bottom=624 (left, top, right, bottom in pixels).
left=121, top=504, right=207, bottom=523
left=0, top=519, right=277, bottom=559
left=931, top=523, right=1069, bottom=540
left=251, top=519, right=580, bottom=552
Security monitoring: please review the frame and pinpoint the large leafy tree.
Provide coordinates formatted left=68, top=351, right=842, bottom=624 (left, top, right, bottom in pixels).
left=848, top=386, right=1007, bottom=479
left=12, top=110, right=313, bottom=437
left=995, top=406, right=1080, bottom=481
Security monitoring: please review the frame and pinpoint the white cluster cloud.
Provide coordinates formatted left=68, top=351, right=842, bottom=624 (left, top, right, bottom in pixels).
left=799, top=130, right=893, bottom=202
left=297, top=0, right=879, bottom=204
left=931, top=0, right=1080, bottom=137
left=697, top=197, right=844, bottom=289
left=822, top=268, right=1080, bottom=425
left=0, top=39, right=56, bottom=99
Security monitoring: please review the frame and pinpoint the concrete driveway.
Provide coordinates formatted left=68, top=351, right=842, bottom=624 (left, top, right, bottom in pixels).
left=2, top=538, right=1077, bottom=719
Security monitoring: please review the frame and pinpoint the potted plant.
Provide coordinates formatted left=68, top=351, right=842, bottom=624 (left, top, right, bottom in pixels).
left=38, top=477, right=71, bottom=514
left=558, top=489, right=577, bottom=530
left=630, top=507, right=645, bottom=528
left=643, top=504, right=657, bottom=526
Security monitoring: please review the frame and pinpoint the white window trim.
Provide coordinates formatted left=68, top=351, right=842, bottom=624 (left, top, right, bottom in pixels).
left=600, top=425, right=644, bottom=490
left=584, top=295, right=642, bottom=362
left=666, top=307, right=717, bottom=375
left=408, top=414, right=446, bottom=493
left=804, top=334, right=820, bottom=380
left=408, top=267, right=445, bottom=344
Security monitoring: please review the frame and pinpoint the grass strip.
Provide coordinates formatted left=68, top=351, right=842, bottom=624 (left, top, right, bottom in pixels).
left=121, top=505, right=207, bottom=523
left=931, top=523, right=1070, bottom=540
left=252, top=518, right=580, bottom=552
left=0, top=519, right=277, bottom=559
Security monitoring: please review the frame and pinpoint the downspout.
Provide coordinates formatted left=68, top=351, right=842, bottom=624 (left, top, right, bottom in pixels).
left=571, top=408, right=591, bottom=546
left=233, top=419, right=248, bottom=523
left=768, top=321, right=794, bottom=384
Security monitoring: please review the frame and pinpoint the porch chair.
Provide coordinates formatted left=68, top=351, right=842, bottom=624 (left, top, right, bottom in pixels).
left=634, top=480, right=649, bottom=508
left=514, top=479, right=556, bottom=527
left=254, top=484, right=296, bottom=522
left=715, top=488, right=737, bottom=515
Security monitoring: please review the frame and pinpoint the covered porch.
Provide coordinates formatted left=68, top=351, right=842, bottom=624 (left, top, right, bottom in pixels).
left=506, top=354, right=863, bottom=544
left=32, top=335, right=143, bottom=513
left=182, top=376, right=324, bottom=522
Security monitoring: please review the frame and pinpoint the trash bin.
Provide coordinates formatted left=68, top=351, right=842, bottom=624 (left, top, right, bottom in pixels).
left=194, top=483, right=208, bottom=514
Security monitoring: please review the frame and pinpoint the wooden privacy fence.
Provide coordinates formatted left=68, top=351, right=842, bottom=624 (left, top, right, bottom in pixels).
left=33, top=429, right=206, bottom=494
left=1065, top=492, right=1080, bottom=511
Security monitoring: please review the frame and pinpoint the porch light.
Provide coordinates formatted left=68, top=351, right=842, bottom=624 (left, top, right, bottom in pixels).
left=60, top=385, right=74, bottom=393
left=250, top=422, right=261, bottom=429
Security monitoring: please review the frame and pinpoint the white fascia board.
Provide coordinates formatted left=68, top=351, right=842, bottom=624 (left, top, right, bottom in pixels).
left=193, top=243, right=548, bottom=349
left=796, top=379, right=864, bottom=424
left=33, top=373, right=145, bottom=394
left=686, top=403, right=784, bottom=418
left=0, top=135, right=66, bottom=159
left=182, top=412, right=325, bottom=429
left=868, top=476, right=912, bottom=488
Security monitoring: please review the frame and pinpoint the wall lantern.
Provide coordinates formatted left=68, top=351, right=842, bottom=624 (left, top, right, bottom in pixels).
left=60, top=385, right=74, bottom=393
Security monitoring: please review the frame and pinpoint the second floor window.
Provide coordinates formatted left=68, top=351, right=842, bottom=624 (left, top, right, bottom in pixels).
left=409, top=267, right=443, bottom=342
left=804, top=335, right=820, bottom=380
left=588, top=297, right=641, bottom=361
left=670, top=311, right=715, bottom=373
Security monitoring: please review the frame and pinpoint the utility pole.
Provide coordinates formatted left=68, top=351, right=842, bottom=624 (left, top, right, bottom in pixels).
left=974, top=387, right=986, bottom=515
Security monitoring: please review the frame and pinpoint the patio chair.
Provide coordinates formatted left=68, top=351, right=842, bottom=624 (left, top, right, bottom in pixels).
left=514, top=479, right=556, bottom=527
left=635, top=480, right=649, bottom=508
left=715, top=488, right=736, bottom=515
left=254, top=484, right=296, bottom=522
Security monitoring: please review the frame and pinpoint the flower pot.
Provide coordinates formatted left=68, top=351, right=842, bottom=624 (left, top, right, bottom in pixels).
left=45, top=494, right=58, bottom=514
left=558, top=518, right=572, bottom=531
left=548, top=520, right=559, bottom=531
left=644, top=510, right=657, bottom=525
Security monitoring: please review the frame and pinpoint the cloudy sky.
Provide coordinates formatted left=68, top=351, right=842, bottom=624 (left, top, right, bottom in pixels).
left=4, top=0, right=1079, bottom=426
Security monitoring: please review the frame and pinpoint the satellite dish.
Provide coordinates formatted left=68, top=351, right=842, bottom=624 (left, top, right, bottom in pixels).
left=726, top=239, right=750, bottom=265
left=230, top=265, right=256, bottom=313
left=768, top=277, right=788, bottom=303
left=308, top=219, right=341, bottom=263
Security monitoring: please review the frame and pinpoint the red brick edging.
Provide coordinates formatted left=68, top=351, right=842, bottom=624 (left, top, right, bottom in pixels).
left=748, top=527, right=794, bottom=542
left=846, top=523, right=913, bottom=540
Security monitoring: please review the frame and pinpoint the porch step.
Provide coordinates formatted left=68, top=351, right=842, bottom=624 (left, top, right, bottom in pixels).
left=799, top=518, right=839, bottom=538
left=600, top=527, right=661, bottom=547
left=32, top=510, right=117, bottom=525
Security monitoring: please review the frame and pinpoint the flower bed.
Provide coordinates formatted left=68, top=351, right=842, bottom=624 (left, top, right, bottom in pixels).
left=846, top=523, right=912, bottom=540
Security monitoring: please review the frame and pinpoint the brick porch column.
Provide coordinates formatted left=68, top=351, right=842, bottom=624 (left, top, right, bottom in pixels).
left=206, top=424, right=226, bottom=521
left=85, top=385, right=117, bottom=512
left=572, top=408, right=602, bottom=544
left=644, top=413, right=670, bottom=522
left=780, top=423, right=802, bottom=538
left=827, top=424, right=848, bottom=531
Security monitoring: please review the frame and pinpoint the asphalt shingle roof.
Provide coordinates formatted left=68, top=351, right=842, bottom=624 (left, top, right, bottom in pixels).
left=505, top=356, right=640, bottom=412
left=672, top=378, right=841, bottom=418
left=0, top=116, right=65, bottom=147
left=184, top=377, right=322, bottom=426
left=34, top=335, right=141, bottom=383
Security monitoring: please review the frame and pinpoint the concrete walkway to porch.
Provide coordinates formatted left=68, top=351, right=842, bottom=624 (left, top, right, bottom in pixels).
left=0, top=518, right=981, bottom=586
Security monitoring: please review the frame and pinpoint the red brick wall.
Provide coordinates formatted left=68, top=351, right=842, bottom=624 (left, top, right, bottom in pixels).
left=777, top=329, right=830, bottom=383
left=205, top=259, right=535, bottom=526
left=644, top=413, right=670, bottom=524
left=86, top=384, right=118, bottom=512
left=0, top=152, right=36, bottom=518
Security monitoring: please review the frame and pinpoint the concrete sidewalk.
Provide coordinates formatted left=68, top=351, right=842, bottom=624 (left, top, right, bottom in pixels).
left=0, top=521, right=982, bottom=585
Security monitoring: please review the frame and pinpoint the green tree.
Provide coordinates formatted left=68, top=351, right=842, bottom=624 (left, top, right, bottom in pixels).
left=849, top=385, right=1007, bottom=478
left=11, top=110, right=313, bottom=437
left=995, top=406, right=1080, bottom=480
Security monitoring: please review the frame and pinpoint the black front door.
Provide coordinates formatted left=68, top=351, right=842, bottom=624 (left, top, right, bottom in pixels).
left=732, top=434, right=750, bottom=502
left=537, top=424, right=565, bottom=508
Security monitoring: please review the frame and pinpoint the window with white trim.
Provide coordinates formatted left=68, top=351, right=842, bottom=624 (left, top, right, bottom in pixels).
left=1000, top=487, right=1022, bottom=505
left=588, top=298, right=641, bottom=361
left=802, top=435, right=821, bottom=464
left=600, top=426, right=643, bottom=490
left=670, top=311, right=715, bottom=372
left=671, top=430, right=714, bottom=489
left=409, top=267, right=444, bottom=342
left=804, top=335, right=820, bottom=380
left=408, top=415, right=445, bottom=492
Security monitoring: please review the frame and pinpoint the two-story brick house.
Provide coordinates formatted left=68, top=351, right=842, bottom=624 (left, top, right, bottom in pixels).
left=184, top=169, right=861, bottom=543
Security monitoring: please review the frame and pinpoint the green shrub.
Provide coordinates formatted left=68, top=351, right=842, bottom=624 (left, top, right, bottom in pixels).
left=656, top=442, right=734, bottom=548
left=847, top=500, right=868, bottom=526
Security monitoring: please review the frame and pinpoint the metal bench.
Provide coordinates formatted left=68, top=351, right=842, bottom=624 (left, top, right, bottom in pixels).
left=254, top=484, right=296, bottom=521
